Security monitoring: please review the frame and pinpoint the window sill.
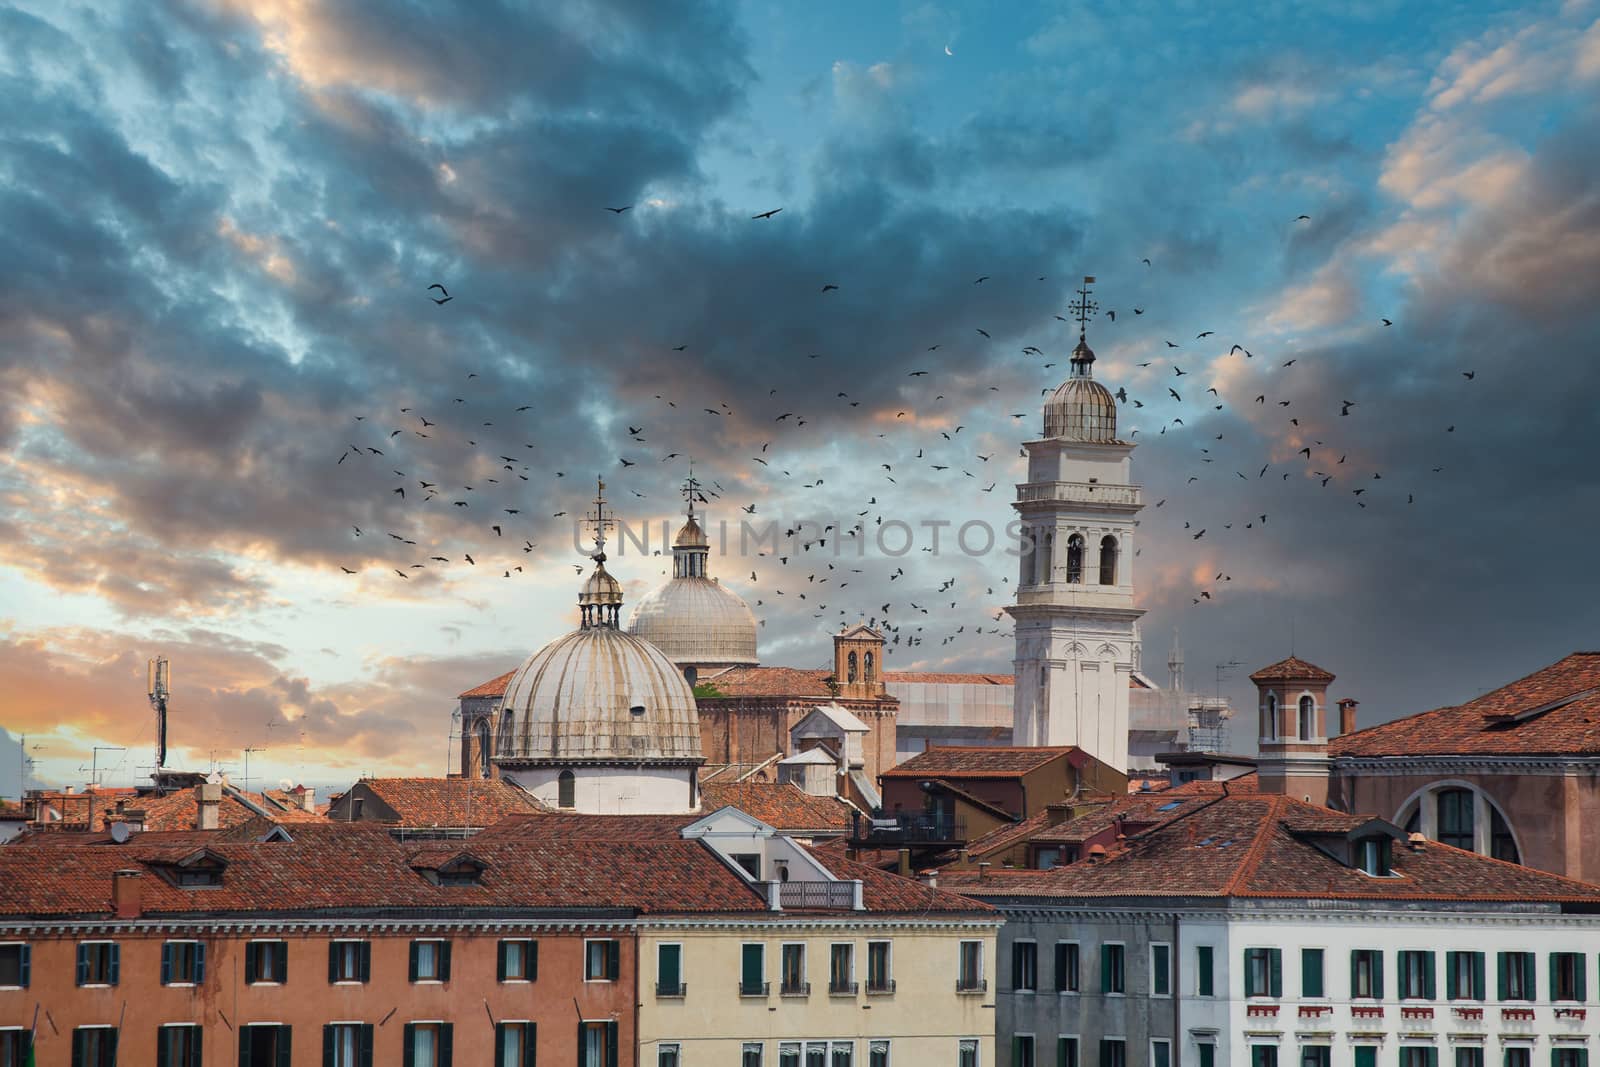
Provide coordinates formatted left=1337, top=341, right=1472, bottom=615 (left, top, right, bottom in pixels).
left=1056, top=989, right=1080, bottom=996
left=332, top=980, right=365, bottom=986
left=412, top=979, right=445, bottom=985
left=865, top=986, right=895, bottom=997
left=164, top=982, right=197, bottom=989
left=500, top=978, right=532, bottom=985
left=583, top=978, right=617, bottom=984
left=78, top=984, right=114, bottom=990
left=246, top=981, right=283, bottom=987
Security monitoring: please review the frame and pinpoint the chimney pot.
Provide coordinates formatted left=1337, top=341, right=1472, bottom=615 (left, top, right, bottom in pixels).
left=295, top=785, right=316, bottom=813
left=1337, top=699, right=1359, bottom=736
left=977, top=861, right=991, bottom=882
left=112, top=869, right=142, bottom=919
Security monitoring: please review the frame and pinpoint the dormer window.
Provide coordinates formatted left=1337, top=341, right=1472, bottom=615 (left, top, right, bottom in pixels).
left=1356, top=836, right=1392, bottom=877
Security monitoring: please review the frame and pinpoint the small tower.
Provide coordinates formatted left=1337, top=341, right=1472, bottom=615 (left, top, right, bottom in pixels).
left=833, top=624, right=886, bottom=700
left=1249, top=656, right=1336, bottom=804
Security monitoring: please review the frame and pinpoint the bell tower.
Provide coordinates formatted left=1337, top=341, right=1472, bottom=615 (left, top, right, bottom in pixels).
left=1250, top=656, right=1335, bottom=804
left=832, top=624, right=886, bottom=700
left=1006, top=277, right=1144, bottom=773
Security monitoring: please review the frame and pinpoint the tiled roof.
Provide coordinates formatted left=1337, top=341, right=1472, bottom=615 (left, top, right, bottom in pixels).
left=882, top=746, right=1083, bottom=779
left=883, top=672, right=1014, bottom=685
left=356, top=778, right=548, bottom=827
left=1249, top=656, right=1335, bottom=683
left=698, top=666, right=835, bottom=698
left=939, top=792, right=1600, bottom=904
left=459, top=670, right=516, bottom=699
left=805, top=846, right=993, bottom=914
left=113, top=788, right=325, bottom=832
left=1331, top=653, right=1600, bottom=758
left=0, top=801, right=23, bottom=819
left=701, top=782, right=852, bottom=832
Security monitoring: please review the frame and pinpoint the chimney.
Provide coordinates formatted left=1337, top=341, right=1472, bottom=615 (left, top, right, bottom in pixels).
left=1338, top=699, right=1359, bottom=736
left=897, top=848, right=912, bottom=877
left=917, top=868, right=938, bottom=888
left=294, top=785, right=316, bottom=813
left=977, top=861, right=991, bottom=882
left=112, top=869, right=142, bottom=919
left=1407, top=832, right=1426, bottom=852
left=195, top=782, right=222, bottom=831
left=1088, top=843, right=1108, bottom=863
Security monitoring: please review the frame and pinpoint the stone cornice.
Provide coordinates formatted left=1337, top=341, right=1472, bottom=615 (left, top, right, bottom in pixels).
left=1332, top=754, right=1600, bottom=776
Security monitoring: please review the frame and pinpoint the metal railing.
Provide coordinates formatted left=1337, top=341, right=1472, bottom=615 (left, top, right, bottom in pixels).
left=1016, top=481, right=1141, bottom=506
left=866, top=978, right=897, bottom=995
left=776, top=881, right=858, bottom=909
left=739, top=980, right=770, bottom=997
left=656, top=981, right=686, bottom=997
left=852, top=812, right=967, bottom=845
left=780, top=980, right=811, bottom=997
left=829, top=980, right=859, bottom=996
left=956, top=977, right=988, bottom=994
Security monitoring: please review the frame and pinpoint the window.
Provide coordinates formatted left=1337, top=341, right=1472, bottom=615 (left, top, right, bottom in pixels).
left=1297, top=695, right=1315, bottom=739
left=1553, top=951, right=1586, bottom=1002
left=866, top=941, right=892, bottom=993
left=1055, top=942, right=1079, bottom=993
left=73, top=1028, right=118, bottom=1067
left=957, top=1041, right=978, bottom=1067
left=730, top=853, right=761, bottom=878
left=1013, top=1036, right=1034, bottom=1067
left=403, top=1023, right=452, bottom=1067
left=1057, top=1038, right=1078, bottom=1067
left=1356, top=836, right=1392, bottom=876
left=324, top=1023, right=375, bottom=1067
left=830, top=943, right=856, bottom=995
left=1196, top=945, right=1214, bottom=997
left=780, top=1045, right=800, bottom=1067
left=161, top=941, right=206, bottom=986
left=1197, top=1045, right=1215, bottom=1067
left=1553, top=1051, right=1587, bottom=1067
left=780, top=943, right=807, bottom=995
left=1446, top=951, right=1485, bottom=1001
left=476, top=718, right=492, bottom=778
left=1300, top=1048, right=1329, bottom=1067
left=1498, top=951, right=1535, bottom=1001
left=868, top=1042, right=888, bottom=1067
left=1098, top=536, right=1117, bottom=585
left=1244, top=948, right=1282, bottom=998
left=1452, top=1051, right=1483, bottom=1067
left=1100, top=943, right=1125, bottom=994
left=958, top=941, right=984, bottom=992
left=1350, top=949, right=1383, bottom=999
left=863, top=652, right=875, bottom=681
left=1490, top=807, right=1519, bottom=863
left=826, top=1042, right=853, bottom=1067
left=1, top=1031, right=35, bottom=1067
left=659, top=1044, right=681, bottom=1067
left=329, top=940, right=370, bottom=984
left=1036, top=530, right=1052, bottom=586
left=1012, top=941, right=1038, bottom=992
left=1065, top=534, right=1084, bottom=584
left=580, top=1022, right=618, bottom=1067
left=76, top=942, right=119, bottom=987
left=157, top=1024, right=202, bottom=1067
left=744, top=1044, right=764, bottom=1067
left=1399, top=950, right=1436, bottom=999
left=1262, top=693, right=1279, bottom=741
left=1098, top=1041, right=1125, bottom=1067
left=656, top=943, right=683, bottom=996
left=848, top=651, right=859, bottom=683
left=1353, top=1049, right=1377, bottom=1067
left=0, top=944, right=29, bottom=988
left=497, top=939, right=536, bottom=983
left=244, top=940, right=287, bottom=985
left=1437, top=789, right=1474, bottom=850
left=1301, top=948, right=1324, bottom=998
left=409, top=939, right=452, bottom=983
left=1503, top=1051, right=1530, bottom=1067
left=1249, top=1048, right=1277, bottom=1067
left=1150, top=1040, right=1170, bottom=1067
left=495, top=1024, right=534, bottom=1067
left=1150, top=944, right=1170, bottom=997
left=1397, top=1049, right=1437, bottom=1067
left=584, top=939, right=619, bottom=982
left=238, top=1023, right=291, bottom=1067
left=558, top=770, right=575, bottom=809
left=741, top=943, right=767, bottom=996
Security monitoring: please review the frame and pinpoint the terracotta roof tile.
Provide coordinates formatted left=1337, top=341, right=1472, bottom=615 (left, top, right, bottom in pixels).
left=882, top=746, right=1083, bottom=779
left=698, top=666, right=835, bottom=698
left=1331, top=653, right=1600, bottom=758
left=459, top=670, right=516, bottom=699
left=883, top=672, right=1014, bottom=685
left=1249, top=656, right=1335, bottom=683
left=701, top=782, right=852, bottom=832
left=355, top=778, right=548, bottom=828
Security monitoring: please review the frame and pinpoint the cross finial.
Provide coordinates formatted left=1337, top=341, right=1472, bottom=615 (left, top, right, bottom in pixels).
left=585, top=476, right=614, bottom=559
left=681, top=460, right=701, bottom=520
left=1069, top=275, right=1098, bottom=339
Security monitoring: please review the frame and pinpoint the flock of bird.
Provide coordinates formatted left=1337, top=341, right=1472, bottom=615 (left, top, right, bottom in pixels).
left=333, top=207, right=1481, bottom=663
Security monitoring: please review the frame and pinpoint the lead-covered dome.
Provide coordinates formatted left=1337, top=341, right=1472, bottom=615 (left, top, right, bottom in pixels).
left=629, top=577, right=759, bottom=668
left=1044, top=335, right=1119, bottom=441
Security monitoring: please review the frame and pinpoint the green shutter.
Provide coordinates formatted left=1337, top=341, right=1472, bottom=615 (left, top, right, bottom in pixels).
left=1012, top=1037, right=1023, bottom=1067
left=1579, top=955, right=1588, bottom=1001
left=659, top=944, right=681, bottom=991
left=1525, top=952, right=1537, bottom=1000
left=274, top=942, right=287, bottom=984
left=1552, top=954, right=1560, bottom=1002
left=404, top=1024, right=416, bottom=1067
left=1057, top=1038, right=1074, bottom=1067
left=323, top=1025, right=335, bottom=1067
left=1197, top=946, right=1213, bottom=996
left=1373, top=952, right=1383, bottom=999
left=1498, top=953, right=1509, bottom=1000
left=1353, top=1048, right=1375, bottom=1067
left=276, top=1025, right=291, bottom=1067
left=194, top=942, right=206, bottom=986
left=1423, top=951, right=1436, bottom=1000
left=1101, top=948, right=1113, bottom=993
left=158, top=1028, right=171, bottom=1067
left=1269, top=948, right=1283, bottom=998
left=1472, top=952, right=1485, bottom=1001
left=360, top=1024, right=374, bottom=1067
left=1350, top=950, right=1360, bottom=999
left=1446, top=953, right=1459, bottom=1000
left=246, top=942, right=260, bottom=984
left=330, top=943, right=341, bottom=984
left=497, top=941, right=508, bottom=982
left=496, top=1026, right=507, bottom=1067
left=1301, top=948, right=1323, bottom=998
left=605, top=1021, right=617, bottom=1067
left=607, top=940, right=619, bottom=980
left=1098, top=1041, right=1111, bottom=1067
left=440, top=941, right=452, bottom=982
left=742, top=944, right=763, bottom=990
left=359, top=942, right=371, bottom=983
left=1055, top=944, right=1069, bottom=992
left=529, top=942, right=538, bottom=982
left=439, top=1024, right=453, bottom=1067
left=576, top=1024, right=584, bottom=1067
left=162, top=943, right=174, bottom=986
left=109, top=943, right=120, bottom=986
left=408, top=941, right=419, bottom=983
left=240, top=1028, right=253, bottom=1067
left=1012, top=946, right=1024, bottom=990
left=16, top=945, right=27, bottom=989
left=1197, top=1046, right=1214, bottom=1067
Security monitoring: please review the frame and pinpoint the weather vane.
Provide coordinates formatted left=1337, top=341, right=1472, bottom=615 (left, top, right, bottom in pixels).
left=1069, top=275, right=1098, bottom=338
left=584, top=476, right=615, bottom=559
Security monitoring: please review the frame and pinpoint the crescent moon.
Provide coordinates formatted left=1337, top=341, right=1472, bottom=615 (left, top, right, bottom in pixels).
left=944, top=44, right=954, bottom=56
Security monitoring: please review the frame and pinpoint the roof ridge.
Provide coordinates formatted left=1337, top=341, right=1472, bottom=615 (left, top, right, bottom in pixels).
left=1221, top=794, right=1285, bottom=896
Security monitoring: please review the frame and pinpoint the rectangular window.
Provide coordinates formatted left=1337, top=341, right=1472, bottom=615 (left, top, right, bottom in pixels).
left=157, top=1023, right=203, bottom=1067
left=1, top=1031, right=35, bottom=1067
left=958, top=1041, right=979, bottom=1067
left=1196, top=946, right=1214, bottom=997
left=1301, top=948, right=1324, bottom=998
left=656, top=943, right=683, bottom=996
left=238, top=1023, right=291, bottom=1067
left=73, top=1028, right=118, bottom=1067
left=161, top=941, right=206, bottom=986
left=1013, top=941, right=1038, bottom=993
left=741, top=943, right=767, bottom=996
left=1350, top=949, right=1383, bottom=999
left=1150, top=1040, right=1170, bottom=1067
left=778, top=1044, right=799, bottom=1067
left=499, top=940, right=537, bottom=983
left=1452, top=1050, right=1483, bottom=1067
left=1100, top=944, right=1125, bottom=994
left=744, top=1043, right=764, bottom=1067
left=1397, top=1049, right=1437, bottom=1067
left=494, top=1023, right=533, bottom=1067
left=409, top=939, right=451, bottom=983
left=1248, top=1048, right=1277, bottom=1067
left=1299, top=1048, right=1330, bottom=1067
left=579, top=1022, right=617, bottom=1067
left=244, top=940, right=287, bottom=985
left=1097, top=1040, right=1125, bottom=1067
left=584, top=940, right=619, bottom=982
left=1497, top=951, right=1535, bottom=1001
left=1502, top=1051, right=1530, bottom=1067
left=1353, top=1049, right=1376, bottom=1067
left=1446, top=951, right=1485, bottom=1001
left=958, top=941, right=984, bottom=992
left=830, top=1042, right=853, bottom=1067
left=868, top=1041, right=889, bottom=1067
left=1553, top=1051, right=1587, bottom=1067
left=329, top=940, right=370, bottom=984
left=1055, top=942, right=1080, bottom=993
left=403, top=1023, right=451, bottom=1067
left=1244, top=948, right=1282, bottom=998
left=781, top=943, right=807, bottom=996
left=325, top=1023, right=376, bottom=1067
left=1013, top=1036, right=1034, bottom=1067
left=1553, top=951, right=1586, bottom=1002
left=658, top=1044, right=680, bottom=1067
left=830, top=943, right=856, bottom=995
left=76, top=941, right=119, bottom=987
left=0, top=945, right=30, bottom=989
left=1196, top=1045, right=1214, bottom=1067
left=866, top=941, right=893, bottom=993
left=1399, top=950, right=1436, bottom=1000
left=1150, top=944, right=1170, bottom=998
left=1057, top=1037, right=1078, bottom=1067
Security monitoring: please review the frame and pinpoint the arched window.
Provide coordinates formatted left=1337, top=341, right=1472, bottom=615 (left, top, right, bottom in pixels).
left=863, top=652, right=874, bottom=681
left=1098, top=536, right=1118, bottom=585
left=476, top=719, right=492, bottom=779
left=847, top=650, right=858, bottom=683
left=557, top=769, right=575, bottom=809
left=1262, top=693, right=1279, bottom=741
left=1066, top=534, right=1085, bottom=583
left=1298, top=695, right=1315, bottom=740
left=1437, top=789, right=1474, bottom=850
left=497, top=710, right=515, bottom=755
left=1490, top=806, right=1519, bottom=863
left=1037, top=529, right=1054, bottom=585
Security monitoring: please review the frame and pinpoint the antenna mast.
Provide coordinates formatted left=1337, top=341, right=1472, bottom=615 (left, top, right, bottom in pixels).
left=147, top=656, right=171, bottom=776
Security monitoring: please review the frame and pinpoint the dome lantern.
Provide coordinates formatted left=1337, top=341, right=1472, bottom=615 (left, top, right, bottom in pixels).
left=1043, top=276, right=1120, bottom=442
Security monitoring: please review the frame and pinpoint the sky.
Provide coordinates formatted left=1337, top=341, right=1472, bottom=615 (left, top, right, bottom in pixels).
left=3, top=0, right=1599, bottom=797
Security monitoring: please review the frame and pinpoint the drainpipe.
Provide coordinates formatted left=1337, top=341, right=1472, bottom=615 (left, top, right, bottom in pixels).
left=1171, top=914, right=1181, bottom=1066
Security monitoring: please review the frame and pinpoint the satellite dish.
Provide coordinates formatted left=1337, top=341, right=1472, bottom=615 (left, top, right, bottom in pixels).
left=109, top=822, right=131, bottom=844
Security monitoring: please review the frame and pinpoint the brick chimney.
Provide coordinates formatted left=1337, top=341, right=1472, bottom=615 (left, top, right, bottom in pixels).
left=1337, top=699, right=1359, bottom=736
left=917, top=868, right=938, bottom=888
left=112, top=869, right=142, bottom=919
left=195, top=782, right=222, bottom=831
left=896, top=848, right=912, bottom=877
left=292, top=784, right=316, bottom=813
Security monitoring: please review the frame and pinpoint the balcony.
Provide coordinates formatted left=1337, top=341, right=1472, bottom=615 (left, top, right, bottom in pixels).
left=851, top=812, right=967, bottom=849
left=780, top=981, right=811, bottom=998
left=956, top=977, right=988, bottom=995
left=739, top=981, right=770, bottom=998
left=655, top=981, right=686, bottom=998
left=1016, top=481, right=1141, bottom=508
left=1297, top=1005, right=1332, bottom=1020
left=866, top=979, right=896, bottom=996
left=829, top=980, right=859, bottom=996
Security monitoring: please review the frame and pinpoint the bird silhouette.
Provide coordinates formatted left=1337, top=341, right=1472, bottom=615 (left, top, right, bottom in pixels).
left=752, top=208, right=783, bottom=219
left=428, top=284, right=452, bottom=305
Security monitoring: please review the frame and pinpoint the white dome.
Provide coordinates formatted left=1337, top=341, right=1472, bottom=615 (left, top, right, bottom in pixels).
left=628, top=577, right=759, bottom=668
left=497, top=626, right=701, bottom=765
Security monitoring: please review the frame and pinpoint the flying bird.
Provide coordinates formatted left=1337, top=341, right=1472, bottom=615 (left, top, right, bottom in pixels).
left=605, top=205, right=632, bottom=214
left=752, top=208, right=783, bottom=219
left=427, top=284, right=452, bottom=305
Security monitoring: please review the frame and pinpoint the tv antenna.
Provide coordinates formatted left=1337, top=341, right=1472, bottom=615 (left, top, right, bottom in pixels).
left=242, top=746, right=266, bottom=799
left=147, top=656, right=171, bottom=776
left=1215, top=659, right=1245, bottom=697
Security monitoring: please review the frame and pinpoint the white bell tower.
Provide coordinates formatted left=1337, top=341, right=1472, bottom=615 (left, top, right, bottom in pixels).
left=1006, top=277, right=1144, bottom=773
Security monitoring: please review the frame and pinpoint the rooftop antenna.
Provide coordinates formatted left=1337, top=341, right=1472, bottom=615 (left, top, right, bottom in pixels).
left=1215, top=659, right=1244, bottom=698
left=242, top=746, right=266, bottom=799
left=147, top=656, right=171, bottom=777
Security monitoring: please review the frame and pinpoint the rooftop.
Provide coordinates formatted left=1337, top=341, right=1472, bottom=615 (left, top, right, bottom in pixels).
left=1249, top=655, right=1336, bottom=683
left=459, top=670, right=516, bottom=699
left=700, top=781, right=853, bottom=833
left=343, top=777, right=548, bottom=828
left=882, top=745, right=1087, bottom=779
